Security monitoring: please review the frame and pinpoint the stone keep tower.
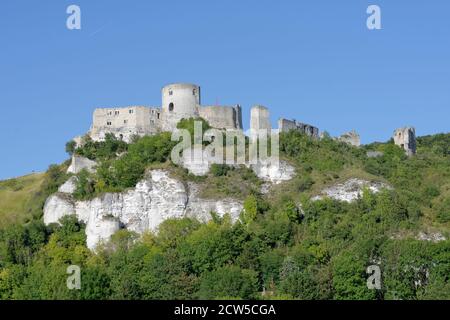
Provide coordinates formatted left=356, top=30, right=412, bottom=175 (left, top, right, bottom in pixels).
left=161, top=83, right=200, bottom=131
left=393, top=127, right=416, bottom=156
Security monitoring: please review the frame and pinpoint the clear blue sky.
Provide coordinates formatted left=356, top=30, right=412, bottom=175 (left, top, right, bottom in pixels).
left=1, top=0, right=449, bottom=180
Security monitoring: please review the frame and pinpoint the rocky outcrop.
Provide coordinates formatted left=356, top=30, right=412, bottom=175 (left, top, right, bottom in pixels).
left=44, top=170, right=243, bottom=250
left=67, top=156, right=97, bottom=174
left=250, top=160, right=295, bottom=184
left=58, top=176, right=78, bottom=194
left=312, top=178, right=391, bottom=203
left=416, top=231, right=447, bottom=243
left=179, top=148, right=296, bottom=185
left=185, top=182, right=243, bottom=221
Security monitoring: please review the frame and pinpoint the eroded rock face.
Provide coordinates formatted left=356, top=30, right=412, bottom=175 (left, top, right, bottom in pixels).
left=312, top=178, right=391, bottom=203
left=58, top=176, right=78, bottom=194
left=250, top=160, right=295, bottom=184
left=44, top=170, right=243, bottom=250
left=43, top=194, right=75, bottom=225
left=67, top=156, right=97, bottom=174
left=178, top=147, right=296, bottom=185
left=185, top=182, right=243, bottom=222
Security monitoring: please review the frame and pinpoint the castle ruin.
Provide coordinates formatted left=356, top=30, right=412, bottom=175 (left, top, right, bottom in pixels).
left=393, top=127, right=417, bottom=156
left=337, top=130, right=361, bottom=147
left=278, top=118, right=319, bottom=139
left=89, top=83, right=242, bottom=142
left=82, top=82, right=417, bottom=157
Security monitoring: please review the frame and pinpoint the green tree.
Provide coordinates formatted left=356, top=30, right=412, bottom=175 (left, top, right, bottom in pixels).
left=197, top=265, right=258, bottom=299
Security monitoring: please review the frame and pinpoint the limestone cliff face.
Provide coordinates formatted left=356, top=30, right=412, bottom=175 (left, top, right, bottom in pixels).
left=44, top=170, right=243, bottom=250
left=311, top=178, right=391, bottom=203
left=250, top=160, right=295, bottom=184
left=67, top=156, right=97, bottom=174
left=180, top=148, right=296, bottom=185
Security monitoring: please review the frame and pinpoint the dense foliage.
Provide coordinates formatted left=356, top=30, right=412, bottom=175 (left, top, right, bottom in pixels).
left=0, top=131, right=449, bottom=300
left=72, top=133, right=177, bottom=199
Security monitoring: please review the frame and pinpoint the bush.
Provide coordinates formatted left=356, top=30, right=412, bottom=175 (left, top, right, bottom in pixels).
left=74, top=134, right=128, bottom=160
left=210, top=164, right=232, bottom=177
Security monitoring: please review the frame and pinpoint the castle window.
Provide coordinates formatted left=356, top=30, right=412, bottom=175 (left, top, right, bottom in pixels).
left=107, top=121, right=112, bottom=126
left=169, top=103, right=174, bottom=112
left=115, top=111, right=119, bottom=115
left=129, top=110, right=133, bottom=114
left=157, top=113, right=160, bottom=119
left=169, top=90, right=173, bottom=96
left=124, top=120, right=128, bottom=124
left=193, top=89, right=196, bottom=95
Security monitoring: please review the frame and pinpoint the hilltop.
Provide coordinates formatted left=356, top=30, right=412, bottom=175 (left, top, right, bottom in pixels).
left=0, top=129, right=449, bottom=300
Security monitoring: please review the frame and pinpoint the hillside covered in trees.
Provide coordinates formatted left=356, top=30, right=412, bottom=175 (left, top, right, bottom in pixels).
left=0, top=129, right=449, bottom=300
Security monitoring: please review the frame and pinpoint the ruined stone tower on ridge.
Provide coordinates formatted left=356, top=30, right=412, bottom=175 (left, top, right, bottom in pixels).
left=393, top=127, right=417, bottom=156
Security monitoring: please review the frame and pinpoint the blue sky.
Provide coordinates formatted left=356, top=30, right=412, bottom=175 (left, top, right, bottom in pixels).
left=1, top=0, right=449, bottom=180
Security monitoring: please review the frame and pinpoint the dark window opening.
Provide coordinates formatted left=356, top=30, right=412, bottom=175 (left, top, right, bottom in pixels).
left=169, top=103, right=174, bottom=112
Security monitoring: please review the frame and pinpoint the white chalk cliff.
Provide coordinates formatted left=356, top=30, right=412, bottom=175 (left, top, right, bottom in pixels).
left=312, top=178, right=391, bottom=203
left=44, top=170, right=243, bottom=250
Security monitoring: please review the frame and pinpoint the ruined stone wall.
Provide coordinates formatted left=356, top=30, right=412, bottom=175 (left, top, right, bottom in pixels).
left=250, top=105, right=271, bottom=132
left=90, top=106, right=161, bottom=142
left=278, top=118, right=319, bottom=139
left=393, top=127, right=416, bottom=156
left=338, top=130, right=361, bottom=147
left=199, top=105, right=243, bottom=130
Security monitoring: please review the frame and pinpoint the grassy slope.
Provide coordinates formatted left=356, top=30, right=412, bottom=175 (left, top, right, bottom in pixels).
left=0, top=173, right=45, bottom=228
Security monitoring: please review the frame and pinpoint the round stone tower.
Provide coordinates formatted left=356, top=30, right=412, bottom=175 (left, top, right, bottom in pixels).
left=161, top=83, right=200, bottom=131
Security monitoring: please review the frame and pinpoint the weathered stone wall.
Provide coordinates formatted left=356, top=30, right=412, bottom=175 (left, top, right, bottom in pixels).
left=337, top=130, right=361, bottom=147
left=250, top=105, right=271, bottom=133
left=90, top=106, right=160, bottom=142
left=278, top=118, right=319, bottom=139
left=199, top=105, right=243, bottom=130
left=393, top=127, right=416, bottom=156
